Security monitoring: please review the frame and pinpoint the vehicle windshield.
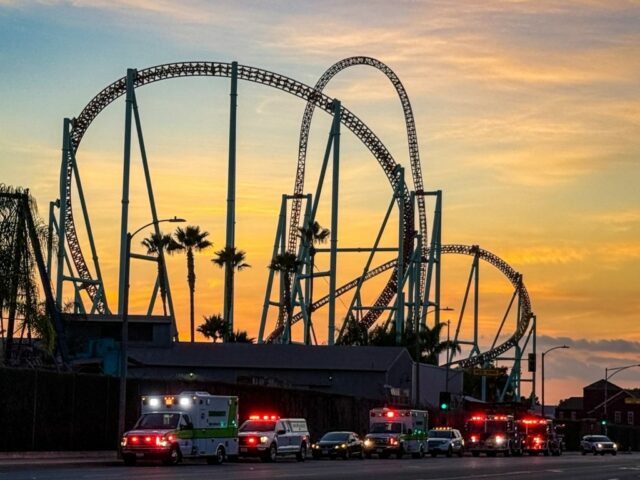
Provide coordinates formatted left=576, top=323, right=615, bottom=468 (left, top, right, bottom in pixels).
left=321, top=432, right=349, bottom=441
left=429, top=430, right=452, bottom=438
left=486, top=421, right=508, bottom=434
left=239, top=420, right=276, bottom=432
left=525, top=424, right=547, bottom=435
left=370, top=422, right=402, bottom=434
left=587, top=436, right=611, bottom=442
left=134, top=413, right=180, bottom=430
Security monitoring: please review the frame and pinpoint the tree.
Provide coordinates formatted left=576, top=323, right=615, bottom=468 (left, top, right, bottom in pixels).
left=197, top=314, right=226, bottom=343
left=227, top=330, right=255, bottom=343
left=337, top=313, right=369, bottom=346
left=268, top=252, right=301, bottom=343
left=211, top=246, right=250, bottom=341
left=298, top=221, right=330, bottom=344
left=168, top=226, right=212, bottom=342
left=141, top=232, right=173, bottom=316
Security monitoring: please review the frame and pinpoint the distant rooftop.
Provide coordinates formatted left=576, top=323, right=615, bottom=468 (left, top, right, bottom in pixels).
left=128, top=343, right=411, bottom=372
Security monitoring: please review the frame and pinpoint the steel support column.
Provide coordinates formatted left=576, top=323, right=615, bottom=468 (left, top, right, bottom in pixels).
left=327, top=100, right=341, bottom=346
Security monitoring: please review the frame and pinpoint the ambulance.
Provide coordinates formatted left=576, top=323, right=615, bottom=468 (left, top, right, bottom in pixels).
left=363, top=408, right=428, bottom=459
left=120, top=391, right=239, bottom=466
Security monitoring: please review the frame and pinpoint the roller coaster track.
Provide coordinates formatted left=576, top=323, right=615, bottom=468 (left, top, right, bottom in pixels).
left=265, top=244, right=533, bottom=368
left=64, top=61, right=414, bottom=318
left=287, top=56, right=427, bottom=279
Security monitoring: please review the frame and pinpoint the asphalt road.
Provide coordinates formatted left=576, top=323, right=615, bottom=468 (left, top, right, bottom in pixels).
left=1, top=453, right=639, bottom=480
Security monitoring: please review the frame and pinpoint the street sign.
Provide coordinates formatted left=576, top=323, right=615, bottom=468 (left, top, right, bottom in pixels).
left=624, top=397, right=640, bottom=405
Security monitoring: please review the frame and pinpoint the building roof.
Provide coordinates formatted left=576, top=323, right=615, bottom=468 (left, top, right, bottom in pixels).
left=128, top=343, right=412, bottom=372
left=557, top=396, right=583, bottom=411
left=584, top=379, right=622, bottom=391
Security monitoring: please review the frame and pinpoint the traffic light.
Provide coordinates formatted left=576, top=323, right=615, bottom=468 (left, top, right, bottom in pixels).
left=601, top=419, right=608, bottom=426
left=528, top=353, right=536, bottom=372
left=439, top=391, right=451, bottom=411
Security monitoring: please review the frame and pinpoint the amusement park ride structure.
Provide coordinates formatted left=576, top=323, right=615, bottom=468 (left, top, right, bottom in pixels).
left=46, top=58, right=536, bottom=402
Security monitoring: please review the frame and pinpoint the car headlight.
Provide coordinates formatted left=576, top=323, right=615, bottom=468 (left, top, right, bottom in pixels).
left=341, top=443, right=347, bottom=448
left=597, top=443, right=603, bottom=449
left=495, top=436, right=504, bottom=445
left=613, top=443, right=618, bottom=449
left=260, top=436, right=269, bottom=444
left=364, top=439, right=372, bottom=447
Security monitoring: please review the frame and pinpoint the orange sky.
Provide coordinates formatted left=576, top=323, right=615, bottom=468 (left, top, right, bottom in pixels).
left=1, top=0, right=639, bottom=403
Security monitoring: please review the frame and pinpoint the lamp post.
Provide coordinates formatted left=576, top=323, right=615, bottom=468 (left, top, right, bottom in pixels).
left=604, top=363, right=640, bottom=434
left=118, top=216, right=185, bottom=443
left=541, top=345, right=570, bottom=418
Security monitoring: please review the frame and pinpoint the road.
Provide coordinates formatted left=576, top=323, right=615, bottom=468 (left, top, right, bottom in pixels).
left=1, top=453, right=639, bottom=480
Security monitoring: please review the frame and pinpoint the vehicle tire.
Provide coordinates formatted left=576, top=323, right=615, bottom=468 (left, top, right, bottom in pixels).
left=162, top=445, right=181, bottom=466
left=612, top=451, right=617, bottom=456
left=458, top=447, right=464, bottom=458
left=296, top=443, right=307, bottom=462
left=343, top=449, right=350, bottom=460
left=262, top=443, right=277, bottom=463
left=504, top=448, right=511, bottom=457
left=593, top=448, right=598, bottom=456
left=412, top=446, right=424, bottom=459
left=582, top=449, right=587, bottom=455
left=487, top=451, right=497, bottom=457
left=312, top=452, right=321, bottom=460
left=359, top=450, right=364, bottom=460
left=543, top=448, right=550, bottom=457
left=431, top=452, right=437, bottom=458
left=472, top=451, right=480, bottom=457
left=365, top=452, right=372, bottom=459
left=122, top=454, right=136, bottom=466
left=207, top=446, right=225, bottom=465
left=396, top=446, right=404, bottom=459
left=446, top=446, right=453, bottom=458
left=379, top=451, right=390, bottom=459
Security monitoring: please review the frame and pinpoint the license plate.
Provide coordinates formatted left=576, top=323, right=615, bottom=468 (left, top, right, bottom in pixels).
left=376, top=448, right=383, bottom=453
left=240, top=447, right=248, bottom=453
left=322, top=449, right=328, bottom=454
left=135, top=453, right=144, bottom=458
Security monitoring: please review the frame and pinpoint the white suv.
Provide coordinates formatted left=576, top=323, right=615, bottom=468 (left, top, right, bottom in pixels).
left=427, top=428, right=464, bottom=457
left=238, top=415, right=310, bottom=462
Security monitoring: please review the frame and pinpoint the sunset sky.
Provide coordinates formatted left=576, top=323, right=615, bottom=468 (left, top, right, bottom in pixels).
left=1, top=0, right=639, bottom=403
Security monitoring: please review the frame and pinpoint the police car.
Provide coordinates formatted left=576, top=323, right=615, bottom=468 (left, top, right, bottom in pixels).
left=427, top=427, right=464, bottom=457
left=120, top=392, right=238, bottom=466
left=238, top=414, right=310, bottom=462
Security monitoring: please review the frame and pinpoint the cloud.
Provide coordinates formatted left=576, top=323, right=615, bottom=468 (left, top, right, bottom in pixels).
left=539, top=335, right=640, bottom=354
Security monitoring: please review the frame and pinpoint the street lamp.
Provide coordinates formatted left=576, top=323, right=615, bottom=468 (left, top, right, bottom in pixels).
left=118, top=216, right=185, bottom=443
left=603, top=363, right=640, bottom=434
left=541, top=345, right=570, bottom=418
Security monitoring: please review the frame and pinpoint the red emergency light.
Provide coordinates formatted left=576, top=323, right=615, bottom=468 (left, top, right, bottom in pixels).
left=533, top=436, right=542, bottom=444
left=470, top=435, right=478, bottom=442
left=248, top=437, right=257, bottom=444
left=130, top=436, right=139, bottom=444
left=386, top=411, right=395, bottom=418
left=249, top=414, right=279, bottom=421
left=470, top=415, right=485, bottom=422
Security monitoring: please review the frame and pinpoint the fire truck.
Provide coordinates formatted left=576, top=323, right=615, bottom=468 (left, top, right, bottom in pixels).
left=363, top=408, right=428, bottom=459
left=120, top=392, right=239, bottom=466
left=517, top=417, right=562, bottom=456
left=464, top=414, right=519, bottom=457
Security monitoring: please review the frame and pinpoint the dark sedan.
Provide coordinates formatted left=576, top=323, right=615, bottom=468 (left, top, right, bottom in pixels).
left=312, top=432, right=364, bottom=459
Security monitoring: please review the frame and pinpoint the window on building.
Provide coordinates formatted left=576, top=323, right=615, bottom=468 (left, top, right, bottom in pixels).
left=614, top=411, right=621, bottom=424
left=558, top=411, right=564, bottom=420
left=628, top=411, right=634, bottom=425
left=570, top=411, right=576, bottom=421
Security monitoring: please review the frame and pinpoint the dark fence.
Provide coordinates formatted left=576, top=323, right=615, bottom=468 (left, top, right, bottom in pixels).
left=0, top=367, right=378, bottom=451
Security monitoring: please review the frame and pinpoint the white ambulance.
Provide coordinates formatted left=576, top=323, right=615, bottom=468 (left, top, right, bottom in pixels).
left=120, top=391, right=239, bottom=466
left=363, top=408, right=428, bottom=459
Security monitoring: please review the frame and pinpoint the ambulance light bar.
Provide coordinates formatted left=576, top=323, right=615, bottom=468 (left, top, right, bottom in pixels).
left=249, top=414, right=279, bottom=421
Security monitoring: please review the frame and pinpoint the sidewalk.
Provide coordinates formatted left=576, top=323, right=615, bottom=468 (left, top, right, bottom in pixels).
left=0, top=451, right=118, bottom=466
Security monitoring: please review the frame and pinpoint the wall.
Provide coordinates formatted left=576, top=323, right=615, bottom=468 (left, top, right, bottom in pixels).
left=0, top=367, right=379, bottom=451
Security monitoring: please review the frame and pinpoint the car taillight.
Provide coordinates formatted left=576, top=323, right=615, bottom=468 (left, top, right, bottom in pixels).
left=130, top=436, right=139, bottom=444
left=471, top=435, right=477, bottom=442
left=121, top=437, right=127, bottom=447
left=389, top=437, right=398, bottom=445
left=248, top=437, right=257, bottom=444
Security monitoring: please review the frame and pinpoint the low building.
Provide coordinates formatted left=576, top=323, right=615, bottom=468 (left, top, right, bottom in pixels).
left=127, top=342, right=462, bottom=407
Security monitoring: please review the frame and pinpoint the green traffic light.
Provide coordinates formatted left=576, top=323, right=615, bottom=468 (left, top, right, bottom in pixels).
left=601, top=420, right=607, bottom=425
left=440, top=403, right=449, bottom=410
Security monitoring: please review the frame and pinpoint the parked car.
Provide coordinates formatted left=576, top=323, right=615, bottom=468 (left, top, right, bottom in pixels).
left=312, top=431, right=364, bottom=459
left=580, top=435, right=617, bottom=455
left=427, top=428, right=464, bottom=457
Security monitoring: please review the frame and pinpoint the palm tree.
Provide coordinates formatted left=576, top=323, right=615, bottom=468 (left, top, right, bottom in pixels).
left=337, top=313, right=369, bottom=346
left=227, top=330, right=255, bottom=343
left=298, top=221, right=330, bottom=344
left=211, top=246, right=250, bottom=341
left=268, top=252, right=301, bottom=343
left=168, top=225, right=212, bottom=342
left=141, top=232, right=173, bottom=316
left=197, top=314, right=226, bottom=343
left=404, top=322, right=461, bottom=365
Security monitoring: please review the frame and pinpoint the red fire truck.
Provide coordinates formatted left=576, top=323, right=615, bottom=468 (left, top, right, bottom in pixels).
left=517, top=417, right=562, bottom=456
left=464, top=414, right=519, bottom=457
